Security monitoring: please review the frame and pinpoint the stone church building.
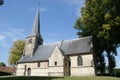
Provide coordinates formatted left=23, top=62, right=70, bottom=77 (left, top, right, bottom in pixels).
left=16, top=9, right=97, bottom=76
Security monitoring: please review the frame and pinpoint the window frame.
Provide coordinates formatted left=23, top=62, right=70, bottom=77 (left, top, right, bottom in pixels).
left=37, top=62, right=41, bottom=67
left=54, top=61, right=57, bottom=66
left=77, top=55, right=83, bottom=66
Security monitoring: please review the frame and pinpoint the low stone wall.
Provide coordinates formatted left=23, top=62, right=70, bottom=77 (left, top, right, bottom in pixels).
left=71, top=67, right=95, bottom=76
left=31, top=68, right=48, bottom=76
left=48, top=66, right=64, bottom=76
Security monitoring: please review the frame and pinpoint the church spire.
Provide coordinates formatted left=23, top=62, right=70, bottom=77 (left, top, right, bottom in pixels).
left=28, top=9, right=40, bottom=37
left=23, top=3, right=43, bottom=56
left=27, top=8, right=43, bottom=45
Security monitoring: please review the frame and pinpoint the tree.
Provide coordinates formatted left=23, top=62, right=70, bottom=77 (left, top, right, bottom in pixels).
left=74, top=0, right=106, bottom=75
left=74, top=0, right=120, bottom=75
left=8, top=40, right=25, bottom=65
left=0, top=62, right=6, bottom=66
left=0, top=0, right=4, bottom=6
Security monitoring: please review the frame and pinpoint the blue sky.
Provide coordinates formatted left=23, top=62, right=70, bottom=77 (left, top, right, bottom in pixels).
left=0, top=0, right=120, bottom=68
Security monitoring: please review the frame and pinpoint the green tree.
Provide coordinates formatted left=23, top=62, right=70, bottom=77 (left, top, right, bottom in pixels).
left=0, top=0, right=4, bottom=6
left=74, top=0, right=120, bottom=75
left=8, top=40, right=25, bottom=65
left=0, top=62, right=6, bottom=66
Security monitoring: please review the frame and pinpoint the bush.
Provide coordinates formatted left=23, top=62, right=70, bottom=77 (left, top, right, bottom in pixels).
left=0, top=71, right=11, bottom=76
left=113, top=68, right=120, bottom=77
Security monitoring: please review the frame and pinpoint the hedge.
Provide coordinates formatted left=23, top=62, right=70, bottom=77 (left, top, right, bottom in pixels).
left=0, top=71, right=11, bottom=76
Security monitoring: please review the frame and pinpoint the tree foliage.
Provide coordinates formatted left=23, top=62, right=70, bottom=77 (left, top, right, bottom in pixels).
left=0, top=0, right=4, bottom=6
left=74, top=0, right=120, bottom=75
left=0, top=62, right=6, bottom=66
left=8, top=40, right=25, bottom=65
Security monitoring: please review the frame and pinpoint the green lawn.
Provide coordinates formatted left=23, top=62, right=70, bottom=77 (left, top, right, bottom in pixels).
left=0, top=76, right=120, bottom=80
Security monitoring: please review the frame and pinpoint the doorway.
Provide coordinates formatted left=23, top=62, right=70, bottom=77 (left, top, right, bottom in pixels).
left=27, top=68, right=31, bottom=76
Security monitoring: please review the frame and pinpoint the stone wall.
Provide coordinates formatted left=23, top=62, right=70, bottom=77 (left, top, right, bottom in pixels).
left=70, top=67, right=95, bottom=76
left=48, top=67, right=64, bottom=76
left=16, top=50, right=96, bottom=76
left=31, top=68, right=48, bottom=76
left=49, top=46, right=64, bottom=67
left=70, top=54, right=95, bottom=76
left=16, top=61, right=48, bottom=76
left=49, top=46, right=64, bottom=76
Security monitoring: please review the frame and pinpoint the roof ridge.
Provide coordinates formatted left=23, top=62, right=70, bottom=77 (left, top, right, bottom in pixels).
left=61, top=36, right=92, bottom=42
left=59, top=40, right=64, bottom=48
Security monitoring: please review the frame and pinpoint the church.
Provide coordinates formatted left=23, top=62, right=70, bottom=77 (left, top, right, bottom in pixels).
left=16, top=9, right=97, bottom=76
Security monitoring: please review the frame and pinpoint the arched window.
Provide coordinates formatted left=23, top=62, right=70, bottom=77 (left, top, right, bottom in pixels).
left=28, top=38, right=32, bottom=44
left=77, top=55, right=83, bottom=66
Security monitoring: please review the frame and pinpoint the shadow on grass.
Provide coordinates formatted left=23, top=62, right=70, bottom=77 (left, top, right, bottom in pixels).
left=0, top=76, right=64, bottom=80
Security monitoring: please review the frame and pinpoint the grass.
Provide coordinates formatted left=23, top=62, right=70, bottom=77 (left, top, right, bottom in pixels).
left=0, top=76, right=120, bottom=80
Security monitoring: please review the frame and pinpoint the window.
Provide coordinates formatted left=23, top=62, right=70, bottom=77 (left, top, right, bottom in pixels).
left=38, top=62, right=40, bottom=67
left=54, top=62, right=57, bottom=66
left=77, top=55, right=83, bottom=66
left=28, top=38, right=32, bottom=44
left=27, top=68, right=31, bottom=76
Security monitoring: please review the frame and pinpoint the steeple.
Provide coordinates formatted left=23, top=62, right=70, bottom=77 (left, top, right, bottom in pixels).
left=29, top=9, right=40, bottom=37
left=27, top=8, right=43, bottom=45
left=24, top=8, right=43, bottom=56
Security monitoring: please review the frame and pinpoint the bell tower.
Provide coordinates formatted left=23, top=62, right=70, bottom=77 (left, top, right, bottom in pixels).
left=24, top=9, right=43, bottom=56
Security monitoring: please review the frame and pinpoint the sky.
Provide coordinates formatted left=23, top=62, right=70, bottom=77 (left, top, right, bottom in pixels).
left=0, top=0, right=119, bottom=68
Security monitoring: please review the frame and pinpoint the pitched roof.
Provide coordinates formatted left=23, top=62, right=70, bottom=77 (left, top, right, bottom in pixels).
left=18, top=36, right=92, bottom=63
left=0, top=66, right=16, bottom=73
left=18, top=44, right=56, bottom=62
left=31, top=44, right=56, bottom=61
left=61, top=36, right=92, bottom=55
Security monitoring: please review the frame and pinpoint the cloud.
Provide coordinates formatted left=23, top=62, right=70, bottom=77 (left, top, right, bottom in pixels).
left=53, top=0, right=84, bottom=17
left=0, top=27, right=26, bottom=47
left=65, top=0, right=84, bottom=5
left=0, top=35, right=6, bottom=47
left=0, top=35, right=6, bottom=41
left=6, top=27, right=25, bottom=39
left=64, top=0, right=85, bottom=16
left=5, top=28, right=26, bottom=41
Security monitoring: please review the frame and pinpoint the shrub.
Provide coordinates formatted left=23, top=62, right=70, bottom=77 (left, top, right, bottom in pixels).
left=113, top=68, right=120, bottom=77
left=0, top=71, right=11, bottom=76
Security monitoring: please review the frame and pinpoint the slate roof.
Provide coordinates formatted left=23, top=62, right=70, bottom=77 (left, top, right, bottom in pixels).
left=61, top=36, right=92, bottom=55
left=28, top=9, right=42, bottom=39
left=18, top=36, right=92, bottom=63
